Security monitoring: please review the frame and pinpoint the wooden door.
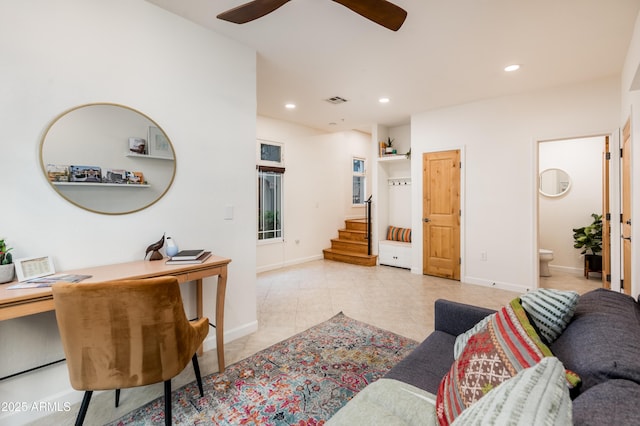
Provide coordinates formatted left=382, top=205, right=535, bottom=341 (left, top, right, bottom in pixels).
left=602, top=136, right=610, bottom=289
left=622, top=118, right=632, bottom=295
left=422, top=150, right=461, bottom=279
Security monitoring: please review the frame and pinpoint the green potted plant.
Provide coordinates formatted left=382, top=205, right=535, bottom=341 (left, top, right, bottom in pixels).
left=572, top=213, right=603, bottom=274
left=385, top=137, right=395, bottom=154
left=0, top=237, right=14, bottom=284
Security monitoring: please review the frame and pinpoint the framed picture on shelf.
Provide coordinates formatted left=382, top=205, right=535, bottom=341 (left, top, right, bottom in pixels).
left=69, top=165, right=102, bottom=183
left=46, top=164, right=69, bottom=182
left=129, top=137, right=147, bottom=155
left=105, top=169, right=127, bottom=184
left=147, top=127, right=173, bottom=159
left=127, top=171, right=144, bottom=184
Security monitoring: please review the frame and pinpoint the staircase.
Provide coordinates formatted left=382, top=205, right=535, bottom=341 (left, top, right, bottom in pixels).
left=323, top=218, right=378, bottom=266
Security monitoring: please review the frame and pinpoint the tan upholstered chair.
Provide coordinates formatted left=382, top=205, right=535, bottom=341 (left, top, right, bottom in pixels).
left=52, top=276, right=209, bottom=426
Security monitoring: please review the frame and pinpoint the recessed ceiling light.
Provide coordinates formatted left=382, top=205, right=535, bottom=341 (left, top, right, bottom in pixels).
left=379, top=97, right=390, bottom=104
left=285, top=103, right=296, bottom=109
left=504, top=64, right=520, bottom=72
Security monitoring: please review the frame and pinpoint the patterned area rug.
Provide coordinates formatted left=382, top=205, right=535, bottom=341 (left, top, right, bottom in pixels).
left=109, top=312, right=417, bottom=425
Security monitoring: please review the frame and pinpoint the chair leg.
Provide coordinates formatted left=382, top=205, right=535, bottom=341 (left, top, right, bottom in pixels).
left=164, top=380, right=172, bottom=426
left=192, top=354, right=204, bottom=397
left=115, top=389, right=120, bottom=407
left=75, top=391, right=93, bottom=426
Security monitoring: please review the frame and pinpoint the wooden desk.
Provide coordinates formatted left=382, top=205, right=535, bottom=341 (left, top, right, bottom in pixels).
left=0, top=255, right=231, bottom=372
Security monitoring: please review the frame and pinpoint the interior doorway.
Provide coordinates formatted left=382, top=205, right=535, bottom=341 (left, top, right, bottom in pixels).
left=537, top=136, right=608, bottom=290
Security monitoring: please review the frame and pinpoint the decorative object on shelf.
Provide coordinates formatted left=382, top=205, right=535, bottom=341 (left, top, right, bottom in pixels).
left=129, top=137, right=147, bottom=155
left=148, top=126, right=174, bottom=159
left=165, top=237, right=179, bottom=257
left=0, top=237, right=14, bottom=284
left=385, top=137, right=394, bottom=154
left=46, top=164, right=69, bottom=182
left=145, top=233, right=165, bottom=261
left=126, top=171, right=144, bottom=184
left=104, top=169, right=127, bottom=184
left=69, top=165, right=102, bottom=183
left=572, top=213, right=603, bottom=277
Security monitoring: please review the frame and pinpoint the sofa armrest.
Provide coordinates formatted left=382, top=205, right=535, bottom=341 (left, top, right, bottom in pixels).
left=434, top=299, right=495, bottom=336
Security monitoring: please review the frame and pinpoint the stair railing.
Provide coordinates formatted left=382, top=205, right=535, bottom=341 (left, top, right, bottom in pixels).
left=366, top=195, right=373, bottom=255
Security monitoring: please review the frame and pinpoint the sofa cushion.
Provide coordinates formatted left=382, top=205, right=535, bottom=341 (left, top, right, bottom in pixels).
left=571, top=379, right=640, bottom=425
left=436, top=298, right=579, bottom=425
left=385, top=331, right=456, bottom=395
left=550, top=288, right=640, bottom=394
left=520, top=288, right=579, bottom=344
left=451, top=357, right=572, bottom=426
left=326, top=378, right=438, bottom=426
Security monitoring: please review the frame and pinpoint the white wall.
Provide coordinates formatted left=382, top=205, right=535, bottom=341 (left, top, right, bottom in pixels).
left=411, top=77, right=620, bottom=292
left=256, top=116, right=372, bottom=272
left=0, top=0, right=257, bottom=423
left=539, top=137, right=604, bottom=273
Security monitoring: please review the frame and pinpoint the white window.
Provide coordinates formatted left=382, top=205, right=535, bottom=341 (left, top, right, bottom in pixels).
left=352, top=157, right=366, bottom=205
left=257, top=140, right=284, bottom=241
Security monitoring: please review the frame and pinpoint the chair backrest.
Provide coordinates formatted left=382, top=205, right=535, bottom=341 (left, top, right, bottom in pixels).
left=53, top=276, right=202, bottom=391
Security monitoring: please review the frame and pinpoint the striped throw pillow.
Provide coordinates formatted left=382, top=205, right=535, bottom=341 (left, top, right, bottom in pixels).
left=451, top=357, right=572, bottom=426
left=436, top=298, right=580, bottom=426
left=386, top=226, right=412, bottom=242
left=520, top=288, right=579, bottom=344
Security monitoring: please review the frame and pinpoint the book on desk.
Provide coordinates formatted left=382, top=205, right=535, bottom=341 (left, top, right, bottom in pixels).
left=169, top=249, right=206, bottom=260
left=165, top=251, right=211, bottom=265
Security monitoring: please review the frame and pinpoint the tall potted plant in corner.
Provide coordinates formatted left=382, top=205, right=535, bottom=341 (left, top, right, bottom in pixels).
left=572, top=213, right=603, bottom=275
left=0, top=237, right=14, bottom=284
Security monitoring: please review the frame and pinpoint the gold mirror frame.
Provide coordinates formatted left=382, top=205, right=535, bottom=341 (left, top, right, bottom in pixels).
left=40, top=103, right=176, bottom=215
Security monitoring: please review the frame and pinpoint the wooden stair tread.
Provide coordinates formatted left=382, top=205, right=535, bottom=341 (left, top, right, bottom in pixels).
left=323, top=248, right=376, bottom=258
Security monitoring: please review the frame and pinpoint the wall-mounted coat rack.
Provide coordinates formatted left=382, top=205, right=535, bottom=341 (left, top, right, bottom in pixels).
left=388, top=177, right=411, bottom=186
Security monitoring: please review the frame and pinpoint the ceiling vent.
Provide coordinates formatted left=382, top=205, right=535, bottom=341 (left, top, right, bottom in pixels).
left=325, top=96, right=348, bottom=105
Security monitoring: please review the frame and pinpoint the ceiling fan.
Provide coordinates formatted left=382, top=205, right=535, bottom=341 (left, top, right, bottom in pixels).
left=217, top=0, right=407, bottom=31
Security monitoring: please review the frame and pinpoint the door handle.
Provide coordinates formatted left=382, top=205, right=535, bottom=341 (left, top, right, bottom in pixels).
left=622, top=236, right=632, bottom=241
left=423, top=218, right=431, bottom=223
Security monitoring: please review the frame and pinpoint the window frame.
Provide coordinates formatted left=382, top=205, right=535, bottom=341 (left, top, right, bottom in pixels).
left=257, top=140, right=285, bottom=243
left=352, top=157, right=366, bottom=206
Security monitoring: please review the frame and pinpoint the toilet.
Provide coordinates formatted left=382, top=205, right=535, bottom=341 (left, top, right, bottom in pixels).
left=539, top=249, right=554, bottom=277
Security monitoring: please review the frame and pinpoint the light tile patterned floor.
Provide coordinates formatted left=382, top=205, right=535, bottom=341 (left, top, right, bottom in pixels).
left=30, top=261, right=601, bottom=425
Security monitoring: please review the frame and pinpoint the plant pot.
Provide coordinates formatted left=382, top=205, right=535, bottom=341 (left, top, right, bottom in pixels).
left=584, top=254, right=602, bottom=278
left=0, top=263, right=15, bottom=284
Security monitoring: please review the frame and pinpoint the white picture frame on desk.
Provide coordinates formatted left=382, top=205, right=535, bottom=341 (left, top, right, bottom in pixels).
left=14, top=256, right=55, bottom=282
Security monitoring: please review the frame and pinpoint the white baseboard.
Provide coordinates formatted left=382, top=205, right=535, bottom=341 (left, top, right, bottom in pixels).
left=463, top=276, right=531, bottom=293
left=202, top=320, right=258, bottom=352
left=257, top=254, right=323, bottom=273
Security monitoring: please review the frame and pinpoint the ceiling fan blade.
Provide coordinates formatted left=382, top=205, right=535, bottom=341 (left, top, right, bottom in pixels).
left=217, top=0, right=291, bottom=24
left=332, top=0, right=407, bottom=31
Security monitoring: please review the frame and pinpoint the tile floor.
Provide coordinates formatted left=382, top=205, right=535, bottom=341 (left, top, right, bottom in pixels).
left=30, top=261, right=601, bottom=425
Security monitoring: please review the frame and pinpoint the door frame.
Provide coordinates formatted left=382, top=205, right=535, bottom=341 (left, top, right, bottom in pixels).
left=534, top=131, right=621, bottom=291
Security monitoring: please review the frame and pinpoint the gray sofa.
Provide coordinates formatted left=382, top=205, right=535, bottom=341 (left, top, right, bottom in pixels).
left=332, top=288, right=640, bottom=425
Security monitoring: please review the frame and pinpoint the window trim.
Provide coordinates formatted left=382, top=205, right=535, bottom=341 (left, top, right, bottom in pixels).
left=352, top=157, right=366, bottom=206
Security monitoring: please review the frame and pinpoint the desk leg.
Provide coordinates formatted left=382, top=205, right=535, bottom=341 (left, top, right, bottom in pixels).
left=216, top=269, right=227, bottom=373
left=196, top=279, right=204, bottom=356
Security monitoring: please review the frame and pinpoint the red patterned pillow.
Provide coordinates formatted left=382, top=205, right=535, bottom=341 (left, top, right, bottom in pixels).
left=435, top=298, right=580, bottom=425
left=386, top=226, right=412, bottom=242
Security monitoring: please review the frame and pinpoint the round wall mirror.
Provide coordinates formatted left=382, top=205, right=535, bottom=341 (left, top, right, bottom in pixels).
left=539, top=168, right=571, bottom=197
left=40, top=103, right=176, bottom=215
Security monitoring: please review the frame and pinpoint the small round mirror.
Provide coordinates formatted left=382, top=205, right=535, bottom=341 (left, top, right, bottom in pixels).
left=539, top=168, right=571, bottom=197
left=40, top=103, right=176, bottom=214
